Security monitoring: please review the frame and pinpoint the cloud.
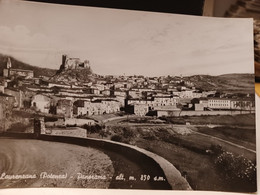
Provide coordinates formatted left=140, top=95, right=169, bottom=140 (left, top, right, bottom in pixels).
left=0, top=25, right=64, bottom=68
left=0, top=25, right=52, bottom=50
left=0, top=2, right=254, bottom=76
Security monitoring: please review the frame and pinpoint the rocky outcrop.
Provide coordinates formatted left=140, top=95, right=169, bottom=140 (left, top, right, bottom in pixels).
left=51, top=55, right=94, bottom=84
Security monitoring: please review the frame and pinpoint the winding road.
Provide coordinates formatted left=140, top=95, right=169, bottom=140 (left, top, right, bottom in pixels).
left=0, top=137, right=172, bottom=189
left=0, top=138, right=114, bottom=188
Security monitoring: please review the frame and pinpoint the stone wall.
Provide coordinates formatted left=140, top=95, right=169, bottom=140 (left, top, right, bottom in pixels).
left=65, top=118, right=96, bottom=126
left=34, top=117, right=46, bottom=136
left=45, top=127, right=87, bottom=138
left=39, top=134, right=191, bottom=190
left=157, top=110, right=255, bottom=117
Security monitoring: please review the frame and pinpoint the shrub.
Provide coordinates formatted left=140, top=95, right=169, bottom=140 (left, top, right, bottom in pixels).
left=7, top=122, right=30, bottom=132
left=99, top=129, right=108, bottom=138
left=214, top=151, right=256, bottom=184
left=210, top=144, right=224, bottom=156
left=122, top=127, right=134, bottom=139
left=111, top=135, right=123, bottom=142
left=90, top=124, right=102, bottom=133
left=66, top=124, right=77, bottom=127
left=143, top=134, right=157, bottom=141
left=82, top=124, right=91, bottom=131
left=82, top=124, right=102, bottom=134
left=90, top=125, right=97, bottom=133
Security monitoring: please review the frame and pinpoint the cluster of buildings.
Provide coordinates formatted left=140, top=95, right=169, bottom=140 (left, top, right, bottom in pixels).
left=191, top=97, right=255, bottom=111
left=0, top=55, right=255, bottom=130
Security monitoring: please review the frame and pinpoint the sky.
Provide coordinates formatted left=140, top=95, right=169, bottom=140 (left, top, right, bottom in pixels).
left=0, top=0, right=255, bottom=76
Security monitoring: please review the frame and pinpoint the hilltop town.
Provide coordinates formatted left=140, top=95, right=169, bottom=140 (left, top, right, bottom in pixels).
left=0, top=54, right=256, bottom=191
left=0, top=54, right=255, bottom=132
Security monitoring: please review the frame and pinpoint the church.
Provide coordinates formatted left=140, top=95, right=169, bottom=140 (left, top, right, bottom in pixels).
left=3, top=57, right=34, bottom=79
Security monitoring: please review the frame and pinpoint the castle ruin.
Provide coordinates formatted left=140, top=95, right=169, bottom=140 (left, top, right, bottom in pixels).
left=61, top=54, right=90, bottom=70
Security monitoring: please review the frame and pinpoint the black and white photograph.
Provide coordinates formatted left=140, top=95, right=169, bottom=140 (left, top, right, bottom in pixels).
left=0, top=0, right=257, bottom=193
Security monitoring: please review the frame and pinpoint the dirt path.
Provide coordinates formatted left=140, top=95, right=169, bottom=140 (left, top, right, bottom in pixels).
left=191, top=130, right=256, bottom=153
left=106, top=120, right=256, bottom=154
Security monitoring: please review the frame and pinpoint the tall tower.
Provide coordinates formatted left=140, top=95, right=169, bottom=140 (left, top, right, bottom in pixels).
left=62, top=54, right=68, bottom=69
left=83, top=60, right=90, bottom=68
left=6, top=57, right=11, bottom=69
left=3, top=57, right=11, bottom=77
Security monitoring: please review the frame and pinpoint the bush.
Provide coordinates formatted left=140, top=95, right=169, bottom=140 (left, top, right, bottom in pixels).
left=122, top=127, right=134, bottom=139
left=143, top=134, right=157, bottom=141
left=111, top=135, right=123, bottom=142
left=82, top=124, right=102, bottom=134
left=66, top=124, right=77, bottom=127
left=99, top=129, right=108, bottom=138
left=7, top=122, right=30, bottom=132
left=214, top=151, right=256, bottom=184
left=210, top=144, right=224, bottom=156
left=82, top=124, right=91, bottom=131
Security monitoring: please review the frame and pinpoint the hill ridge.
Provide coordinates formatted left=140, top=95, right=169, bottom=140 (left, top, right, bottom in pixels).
left=0, top=53, right=57, bottom=78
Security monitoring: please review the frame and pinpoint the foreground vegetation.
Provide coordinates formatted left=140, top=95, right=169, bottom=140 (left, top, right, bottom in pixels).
left=5, top=111, right=256, bottom=192
left=87, top=120, right=256, bottom=192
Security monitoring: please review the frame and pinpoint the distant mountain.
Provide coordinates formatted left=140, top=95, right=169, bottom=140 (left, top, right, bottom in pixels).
left=182, top=73, right=255, bottom=94
left=0, top=54, right=57, bottom=78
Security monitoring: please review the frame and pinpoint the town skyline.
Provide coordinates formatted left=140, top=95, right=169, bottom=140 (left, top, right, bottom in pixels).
left=1, top=53, right=254, bottom=78
left=0, top=0, right=255, bottom=77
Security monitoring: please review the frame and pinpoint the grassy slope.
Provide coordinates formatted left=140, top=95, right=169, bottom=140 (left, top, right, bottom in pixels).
left=136, top=139, right=224, bottom=191
left=165, top=114, right=256, bottom=126
left=196, top=126, right=256, bottom=150
left=184, top=74, right=255, bottom=94
left=103, top=118, right=256, bottom=191
left=134, top=126, right=256, bottom=191
left=164, top=114, right=256, bottom=149
left=135, top=138, right=256, bottom=192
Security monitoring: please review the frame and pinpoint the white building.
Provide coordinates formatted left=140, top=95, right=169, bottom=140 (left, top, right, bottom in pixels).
left=179, top=90, right=193, bottom=98
left=31, top=94, right=51, bottom=113
left=153, top=96, right=179, bottom=107
left=74, top=99, right=120, bottom=116
left=134, top=104, right=149, bottom=116
left=208, top=98, right=231, bottom=109
left=230, top=99, right=255, bottom=110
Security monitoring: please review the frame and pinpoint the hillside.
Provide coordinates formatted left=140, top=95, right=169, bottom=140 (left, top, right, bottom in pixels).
left=49, top=68, right=95, bottom=84
left=183, top=74, right=255, bottom=94
left=0, top=54, right=57, bottom=78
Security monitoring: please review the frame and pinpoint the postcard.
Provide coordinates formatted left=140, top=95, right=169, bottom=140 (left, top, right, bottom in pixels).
left=0, top=0, right=256, bottom=193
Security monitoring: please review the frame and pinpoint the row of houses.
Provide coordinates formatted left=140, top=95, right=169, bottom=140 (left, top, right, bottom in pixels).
left=124, top=96, right=255, bottom=116
left=73, top=99, right=120, bottom=116
left=0, top=56, right=255, bottom=120
left=125, top=95, right=180, bottom=116
left=30, top=93, right=121, bottom=118
left=1, top=81, right=255, bottom=118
